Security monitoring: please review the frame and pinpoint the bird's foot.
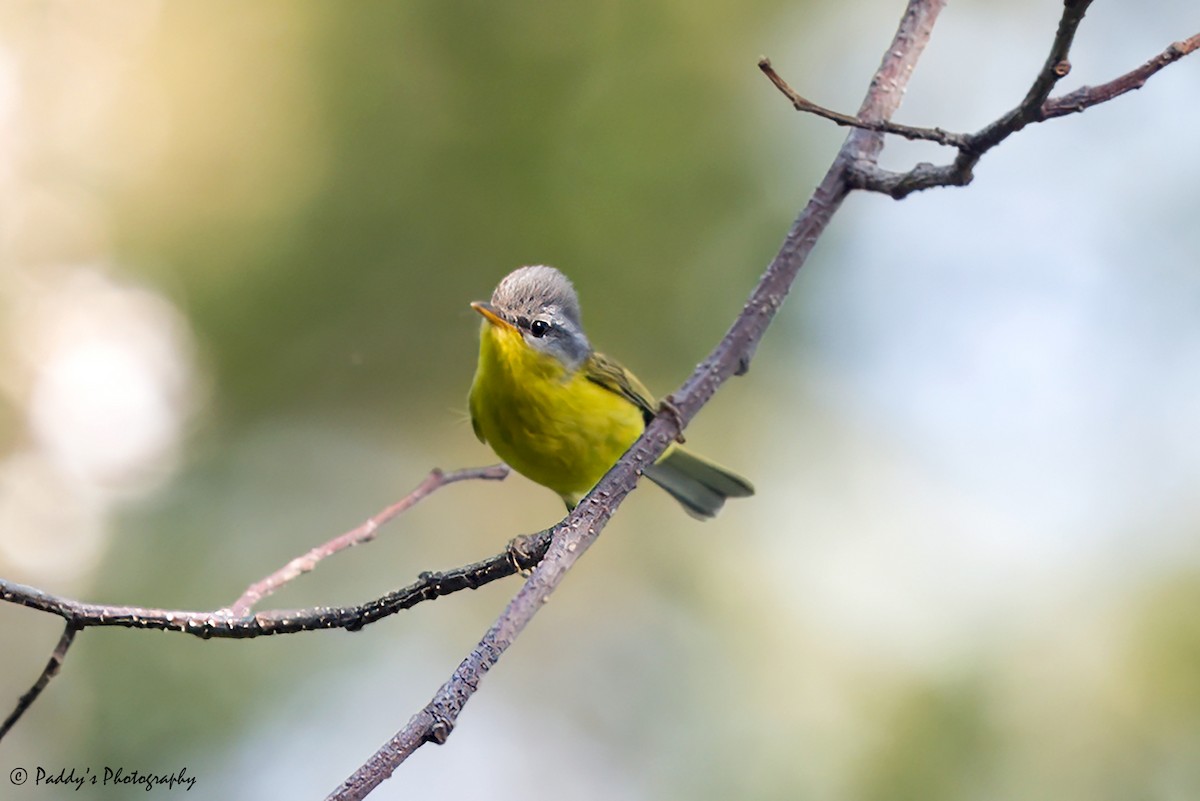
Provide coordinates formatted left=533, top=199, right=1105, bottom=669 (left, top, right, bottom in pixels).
left=658, top=395, right=687, bottom=444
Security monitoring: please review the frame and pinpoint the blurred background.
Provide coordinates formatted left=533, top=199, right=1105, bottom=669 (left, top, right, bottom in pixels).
left=1, top=0, right=1198, bottom=798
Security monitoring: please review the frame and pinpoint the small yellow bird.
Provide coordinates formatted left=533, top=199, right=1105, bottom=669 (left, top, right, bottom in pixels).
left=468, top=265, right=753, bottom=519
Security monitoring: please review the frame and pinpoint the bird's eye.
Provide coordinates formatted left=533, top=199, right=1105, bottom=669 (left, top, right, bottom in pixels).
left=530, top=319, right=550, bottom=338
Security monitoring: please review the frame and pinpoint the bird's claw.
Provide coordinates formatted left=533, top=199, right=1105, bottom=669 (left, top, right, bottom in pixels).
left=658, top=396, right=687, bottom=444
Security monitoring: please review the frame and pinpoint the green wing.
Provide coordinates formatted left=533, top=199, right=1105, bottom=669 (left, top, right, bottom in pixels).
left=584, top=352, right=657, bottom=425
left=585, top=351, right=755, bottom=519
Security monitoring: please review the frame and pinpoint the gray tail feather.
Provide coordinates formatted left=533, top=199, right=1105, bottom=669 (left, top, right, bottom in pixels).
left=643, top=447, right=754, bottom=520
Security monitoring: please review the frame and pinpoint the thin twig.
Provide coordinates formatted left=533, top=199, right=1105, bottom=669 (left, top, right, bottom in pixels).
left=325, top=3, right=948, bottom=799
left=0, top=621, right=80, bottom=741
left=227, top=464, right=509, bottom=616
left=757, top=57, right=967, bottom=147
left=1042, top=32, right=1200, bottom=119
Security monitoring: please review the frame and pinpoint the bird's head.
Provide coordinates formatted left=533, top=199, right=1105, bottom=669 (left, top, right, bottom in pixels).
left=471, top=265, right=592, bottom=371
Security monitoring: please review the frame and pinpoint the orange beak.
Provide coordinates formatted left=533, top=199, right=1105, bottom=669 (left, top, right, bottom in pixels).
left=470, top=301, right=518, bottom=331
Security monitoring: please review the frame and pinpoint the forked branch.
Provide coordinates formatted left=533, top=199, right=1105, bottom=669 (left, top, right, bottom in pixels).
left=760, top=1, right=1199, bottom=198
left=227, top=464, right=510, bottom=616
left=0, top=464, right=517, bottom=742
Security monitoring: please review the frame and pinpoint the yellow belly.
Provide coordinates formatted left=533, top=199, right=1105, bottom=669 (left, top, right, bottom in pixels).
left=468, top=324, right=644, bottom=506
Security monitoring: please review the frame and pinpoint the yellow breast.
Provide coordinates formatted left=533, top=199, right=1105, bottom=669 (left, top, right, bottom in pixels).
left=468, top=323, right=645, bottom=505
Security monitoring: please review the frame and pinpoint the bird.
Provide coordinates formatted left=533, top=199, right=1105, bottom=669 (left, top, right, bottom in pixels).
left=468, top=265, right=753, bottom=519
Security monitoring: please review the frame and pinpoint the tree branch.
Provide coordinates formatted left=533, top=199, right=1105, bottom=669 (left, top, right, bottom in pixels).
left=0, top=621, right=80, bottom=741
left=325, top=2, right=948, bottom=799
left=0, top=464, right=523, bottom=743
left=0, top=532, right=549, bottom=640
left=0, top=530, right=549, bottom=745
left=1042, top=32, right=1200, bottom=119
left=761, top=0, right=1199, bottom=199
